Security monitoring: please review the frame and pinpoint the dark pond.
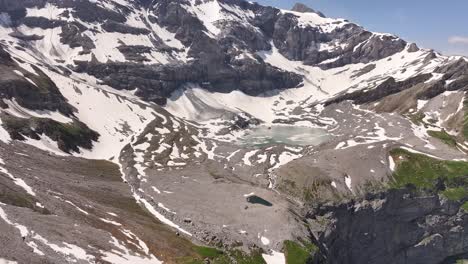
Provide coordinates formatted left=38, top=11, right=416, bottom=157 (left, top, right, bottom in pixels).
left=246, top=195, right=273, bottom=207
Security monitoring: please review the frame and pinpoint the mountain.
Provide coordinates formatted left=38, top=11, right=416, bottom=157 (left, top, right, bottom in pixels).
left=0, top=0, right=467, bottom=263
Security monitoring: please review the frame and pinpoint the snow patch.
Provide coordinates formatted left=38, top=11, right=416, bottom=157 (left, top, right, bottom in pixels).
left=0, top=158, right=36, bottom=196
left=388, top=155, right=396, bottom=171
left=345, top=175, right=353, bottom=192
left=101, top=236, right=162, bottom=264
left=262, top=250, right=286, bottom=264
left=134, top=194, right=192, bottom=236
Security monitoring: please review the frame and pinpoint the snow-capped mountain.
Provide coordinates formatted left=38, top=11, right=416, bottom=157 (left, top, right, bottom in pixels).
left=0, top=0, right=467, bottom=263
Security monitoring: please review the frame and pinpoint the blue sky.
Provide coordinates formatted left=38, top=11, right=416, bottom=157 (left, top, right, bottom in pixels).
left=255, top=0, right=468, bottom=56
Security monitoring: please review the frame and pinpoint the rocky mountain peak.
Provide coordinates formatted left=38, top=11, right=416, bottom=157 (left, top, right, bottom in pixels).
left=291, top=2, right=325, bottom=17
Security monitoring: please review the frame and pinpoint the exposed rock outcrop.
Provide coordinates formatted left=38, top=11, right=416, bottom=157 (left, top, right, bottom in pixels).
left=309, top=189, right=468, bottom=264
left=74, top=58, right=303, bottom=104
left=0, top=113, right=99, bottom=153
left=325, top=73, right=433, bottom=106
left=0, top=46, right=74, bottom=115
left=291, top=3, right=325, bottom=17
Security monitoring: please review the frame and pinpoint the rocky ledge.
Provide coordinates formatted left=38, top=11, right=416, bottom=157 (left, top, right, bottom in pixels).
left=308, top=188, right=467, bottom=264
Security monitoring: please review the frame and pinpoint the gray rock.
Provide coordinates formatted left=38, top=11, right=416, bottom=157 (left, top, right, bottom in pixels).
left=59, top=23, right=95, bottom=53
left=117, top=45, right=153, bottom=62
left=408, top=43, right=420, bottom=52
left=74, top=57, right=302, bottom=104
left=8, top=32, right=43, bottom=41
left=102, top=20, right=151, bottom=35
left=22, top=16, right=66, bottom=29
left=291, top=3, right=326, bottom=17
left=309, top=189, right=468, bottom=264
left=325, top=73, right=432, bottom=106
left=0, top=46, right=74, bottom=115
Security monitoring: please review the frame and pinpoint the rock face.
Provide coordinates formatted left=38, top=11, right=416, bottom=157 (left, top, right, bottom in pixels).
left=0, top=0, right=411, bottom=103
left=74, top=59, right=302, bottom=104
left=325, top=73, right=433, bottom=106
left=0, top=46, right=73, bottom=116
left=1, top=114, right=99, bottom=153
left=309, top=189, right=468, bottom=264
left=271, top=14, right=406, bottom=69
left=291, top=3, right=325, bottom=17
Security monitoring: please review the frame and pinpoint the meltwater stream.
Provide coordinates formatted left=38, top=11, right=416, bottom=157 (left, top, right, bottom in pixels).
left=239, top=125, right=329, bottom=146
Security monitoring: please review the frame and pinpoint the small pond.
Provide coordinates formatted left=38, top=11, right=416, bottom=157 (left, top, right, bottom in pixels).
left=246, top=195, right=273, bottom=207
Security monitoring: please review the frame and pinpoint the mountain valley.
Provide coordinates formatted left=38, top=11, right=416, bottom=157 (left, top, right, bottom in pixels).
left=0, top=0, right=467, bottom=263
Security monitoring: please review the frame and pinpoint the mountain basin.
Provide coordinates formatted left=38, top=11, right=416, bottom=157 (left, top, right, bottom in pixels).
left=238, top=125, right=330, bottom=146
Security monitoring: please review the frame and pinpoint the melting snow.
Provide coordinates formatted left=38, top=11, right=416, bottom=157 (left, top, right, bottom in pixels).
left=0, top=119, right=11, bottom=143
left=0, top=203, right=29, bottom=238
left=185, top=0, right=222, bottom=36
left=101, top=236, right=162, bottom=264
left=100, top=218, right=122, bottom=226
left=0, top=259, right=17, bottom=264
left=274, top=152, right=301, bottom=169
left=243, top=150, right=259, bottom=166
left=388, top=156, right=396, bottom=171
left=33, top=234, right=95, bottom=263
left=23, top=135, right=67, bottom=156
left=0, top=204, right=45, bottom=256
left=345, top=175, right=353, bottom=192
left=134, top=194, right=192, bottom=236
left=260, top=236, right=270, bottom=245
left=0, top=158, right=35, bottom=196
left=44, top=71, right=156, bottom=160
left=64, top=200, right=89, bottom=215
left=3, top=99, right=72, bottom=124
left=262, top=250, right=286, bottom=264
left=400, top=146, right=443, bottom=160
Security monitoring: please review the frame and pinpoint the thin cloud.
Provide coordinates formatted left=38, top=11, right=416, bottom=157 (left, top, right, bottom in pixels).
left=448, top=36, right=468, bottom=45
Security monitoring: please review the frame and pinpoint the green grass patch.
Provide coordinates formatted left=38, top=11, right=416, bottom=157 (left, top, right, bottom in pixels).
left=442, top=187, right=468, bottom=201
left=178, top=247, right=265, bottom=264
left=427, top=130, right=457, bottom=147
left=0, top=181, right=49, bottom=214
left=230, top=249, right=266, bottom=264
left=390, top=149, right=468, bottom=191
left=390, top=148, right=468, bottom=203
left=71, top=159, right=122, bottom=181
left=462, top=202, right=468, bottom=212
left=284, top=240, right=317, bottom=264
left=409, top=112, right=425, bottom=126
left=194, top=246, right=224, bottom=258
left=302, top=179, right=330, bottom=201
left=463, top=96, right=468, bottom=139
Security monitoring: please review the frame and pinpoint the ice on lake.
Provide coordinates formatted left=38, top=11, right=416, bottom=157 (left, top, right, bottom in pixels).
left=239, top=125, right=329, bottom=146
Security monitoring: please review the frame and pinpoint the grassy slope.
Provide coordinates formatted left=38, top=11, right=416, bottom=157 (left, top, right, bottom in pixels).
left=427, top=130, right=458, bottom=147
left=284, top=240, right=318, bottom=264
left=178, top=246, right=266, bottom=264
left=464, top=95, right=468, bottom=139
left=390, top=148, right=468, bottom=202
left=179, top=240, right=318, bottom=264
left=462, top=202, right=468, bottom=212
left=0, top=177, right=50, bottom=214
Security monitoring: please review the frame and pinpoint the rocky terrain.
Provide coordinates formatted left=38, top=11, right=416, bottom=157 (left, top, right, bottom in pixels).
left=0, top=0, right=467, bottom=263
